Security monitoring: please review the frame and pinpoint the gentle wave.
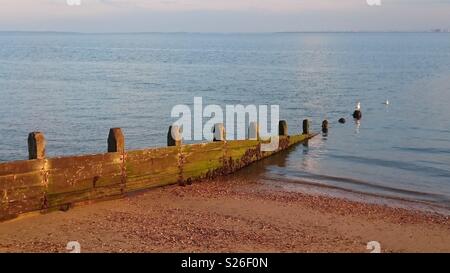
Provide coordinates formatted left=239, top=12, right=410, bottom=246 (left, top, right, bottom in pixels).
left=328, top=154, right=450, bottom=178
left=263, top=171, right=450, bottom=211
left=393, top=146, right=450, bottom=155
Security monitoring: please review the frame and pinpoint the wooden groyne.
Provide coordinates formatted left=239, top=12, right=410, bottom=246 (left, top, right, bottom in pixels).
left=0, top=120, right=316, bottom=221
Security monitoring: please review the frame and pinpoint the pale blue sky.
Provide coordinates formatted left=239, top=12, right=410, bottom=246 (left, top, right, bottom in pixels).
left=0, top=0, right=449, bottom=32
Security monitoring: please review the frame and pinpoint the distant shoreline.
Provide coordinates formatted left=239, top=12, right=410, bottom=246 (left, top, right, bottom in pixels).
left=0, top=30, right=449, bottom=35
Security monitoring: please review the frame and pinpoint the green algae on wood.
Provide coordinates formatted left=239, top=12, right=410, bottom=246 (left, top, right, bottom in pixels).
left=0, top=133, right=316, bottom=221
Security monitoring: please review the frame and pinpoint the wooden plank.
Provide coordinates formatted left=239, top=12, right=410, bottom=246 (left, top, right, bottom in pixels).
left=125, top=147, right=180, bottom=192
left=224, top=140, right=261, bottom=173
left=181, top=142, right=225, bottom=182
left=288, top=133, right=311, bottom=145
left=46, top=153, right=123, bottom=208
left=0, top=159, right=43, bottom=176
left=0, top=159, right=45, bottom=220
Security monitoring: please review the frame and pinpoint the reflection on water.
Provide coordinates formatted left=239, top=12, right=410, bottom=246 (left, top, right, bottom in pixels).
left=354, top=119, right=361, bottom=134
left=299, top=140, right=321, bottom=174
left=231, top=143, right=450, bottom=215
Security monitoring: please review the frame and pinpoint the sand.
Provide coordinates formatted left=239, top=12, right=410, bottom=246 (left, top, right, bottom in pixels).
left=0, top=175, right=449, bottom=253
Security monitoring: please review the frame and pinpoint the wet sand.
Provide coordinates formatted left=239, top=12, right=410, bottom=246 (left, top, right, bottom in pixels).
left=0, top=173, right=449, bottom=253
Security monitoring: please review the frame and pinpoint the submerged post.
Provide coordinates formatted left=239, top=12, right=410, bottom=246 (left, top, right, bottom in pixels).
left=213, top=123, right=226, bottom=141
left=248, top=122, right=260, bottom=140
left=303, top=119, right=310, bottom=135
left=322, top=120, right=329, bottom=133
left=108, top=128, right=125, bottom=153
left=28, top=132, right=46, bottom=160
left=353, top=110, right=362, bottom=120
left=353, top=102, right=362, bottom=120
left=279, top=120, right=288, bottom=136
left=167, top=125, right=182, bottom=146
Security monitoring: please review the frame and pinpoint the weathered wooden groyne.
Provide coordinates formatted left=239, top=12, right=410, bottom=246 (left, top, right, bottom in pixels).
left=0, top=120, right=316, bottom=221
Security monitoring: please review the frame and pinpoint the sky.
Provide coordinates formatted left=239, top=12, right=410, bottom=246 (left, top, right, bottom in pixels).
left=0, top=0, right=449, bottom=32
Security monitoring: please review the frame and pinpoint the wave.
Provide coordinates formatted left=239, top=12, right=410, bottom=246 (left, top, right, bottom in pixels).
left=328, top=154, right=450, bottom=178
left=393, top=146, right=450, bottom=155
left=264, top=169, right=450, bottom=210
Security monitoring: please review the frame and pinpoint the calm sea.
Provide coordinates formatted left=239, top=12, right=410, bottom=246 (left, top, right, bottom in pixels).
left=1, top=32, right=449, bottom=212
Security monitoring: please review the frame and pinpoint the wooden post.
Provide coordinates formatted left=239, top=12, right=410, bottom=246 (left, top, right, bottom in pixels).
left=248, top=122, right=260, bottom=140
left=322, top=120, right=329, bottom=133
left=278, top=120, right=288, bottom=136
left=107, top=128, right=125, bottom=153
left=213, top=123, right=226, bottom=141
left=28, top=132, right=46, bottom=160
left=167, top=125, right=182, bottom=146
left=303, top=119, right=310, bottom=135
left=353, top=110, right=362, bottom=120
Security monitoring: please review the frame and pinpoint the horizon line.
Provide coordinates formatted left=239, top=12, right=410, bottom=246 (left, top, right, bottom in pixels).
left=0, top=30, right=449, bottom=35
